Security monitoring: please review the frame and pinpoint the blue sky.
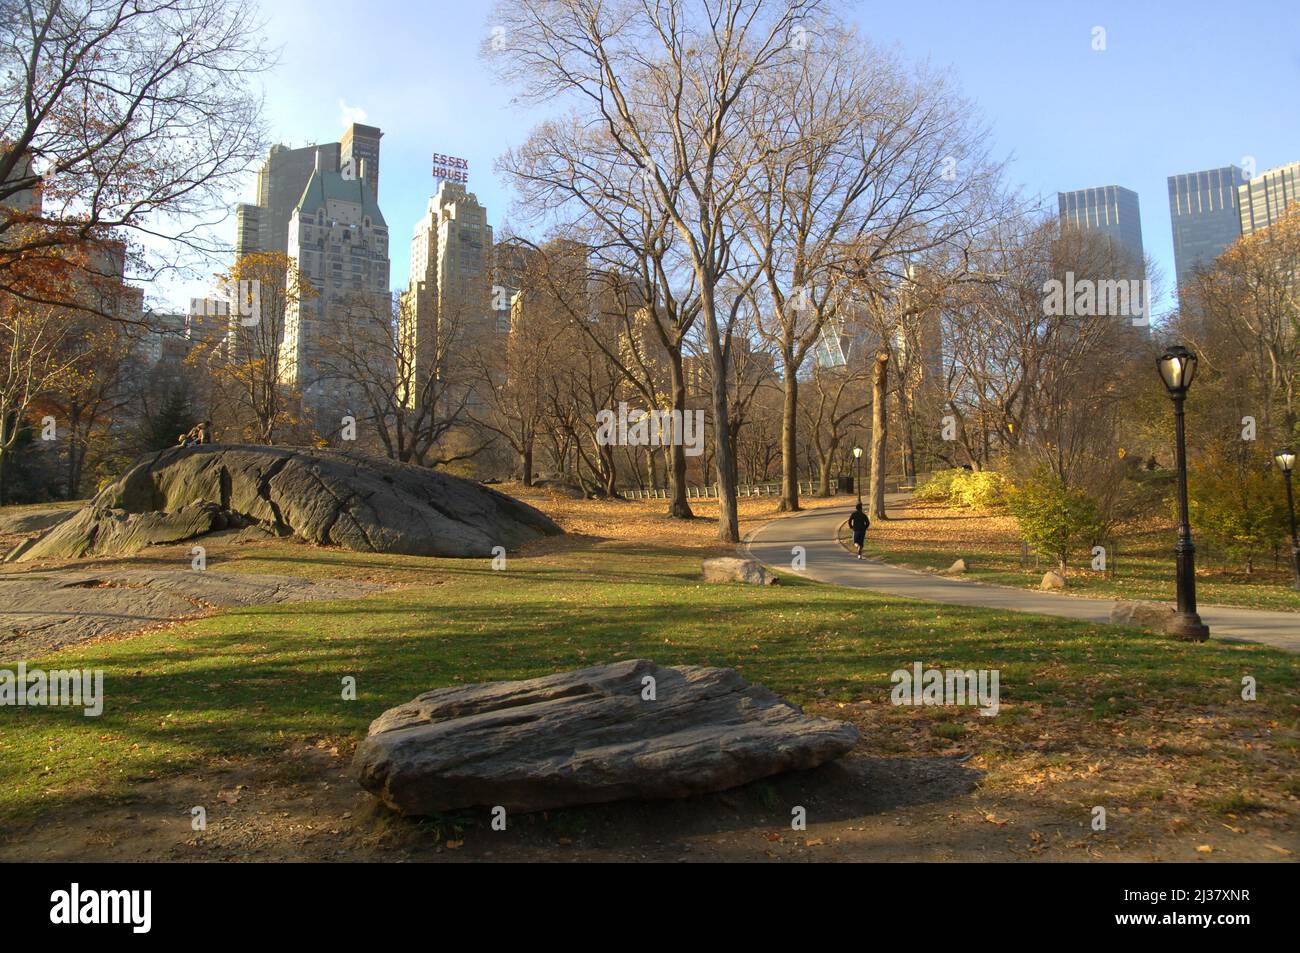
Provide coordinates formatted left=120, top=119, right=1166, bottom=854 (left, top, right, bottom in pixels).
left=179, top=0, right=1300, bottom=317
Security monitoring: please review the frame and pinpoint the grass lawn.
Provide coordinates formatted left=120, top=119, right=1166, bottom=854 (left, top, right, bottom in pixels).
left=0, top=489, right=1296, bottom=859
left=859, top=499, right=1300, bottom=612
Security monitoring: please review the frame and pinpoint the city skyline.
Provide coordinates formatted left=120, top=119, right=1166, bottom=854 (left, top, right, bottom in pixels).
left=155, top=0, right=1300, bottom=323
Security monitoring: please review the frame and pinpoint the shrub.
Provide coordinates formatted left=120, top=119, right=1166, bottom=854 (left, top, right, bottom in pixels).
left=1187, top=445, right=1288, bottom=574
left=1007, top=470, right=1103, bottom=572
left=914, top=468, right=1009, bottom=511
left=913, top=468, right=963, bottom=502
left=951, top=470, right=1009, bottom=510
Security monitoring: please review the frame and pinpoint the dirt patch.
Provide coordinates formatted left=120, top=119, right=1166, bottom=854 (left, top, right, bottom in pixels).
left=2, top=739, right=1292, bottom=862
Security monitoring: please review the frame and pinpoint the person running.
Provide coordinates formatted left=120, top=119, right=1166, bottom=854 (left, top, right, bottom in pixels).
left=848, top=503, right=870, bottom=559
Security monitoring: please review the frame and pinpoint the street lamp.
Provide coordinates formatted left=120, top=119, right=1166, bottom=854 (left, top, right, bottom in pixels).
left=1156, top=345, right=1209, bottom=641
left=852, top=446, right=863, bottom=504
left=1273, top=447, right=1299, bottom=590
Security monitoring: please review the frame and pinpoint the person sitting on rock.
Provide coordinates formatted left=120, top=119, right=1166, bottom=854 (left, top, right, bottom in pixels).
left=181, top=421, right=213, bottom=447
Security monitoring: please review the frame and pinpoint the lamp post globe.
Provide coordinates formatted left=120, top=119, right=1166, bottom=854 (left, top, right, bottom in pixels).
left=1157, top=344, right=1209, bottom=641
left=852, top=446, right=863, bottom=504
left=1274, top=447, right=1300, bottom=590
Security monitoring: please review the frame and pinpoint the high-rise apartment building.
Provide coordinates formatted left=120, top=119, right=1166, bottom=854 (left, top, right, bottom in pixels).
left=399, top=181, right=494, bottom=408
left=279, top=149, right=390, bottom=422
left=1057, top=185, right=1145, bottom=264
left=235, top=141, right=341, bottom=260
left=1167, top=165, right=1243, bottom=291
left=234, top=123, right=382, bottom=261
left=1239, top=161, right=1300, bottom=235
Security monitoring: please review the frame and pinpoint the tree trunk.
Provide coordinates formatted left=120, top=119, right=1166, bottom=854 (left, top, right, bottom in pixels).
left=666, top=352, right=694, bottom=519
left=779, top=362, right=799, bottom=512
left=521, top=441, right=534, bottom=486
left=702, top=295, right=738, bottom=543
left=818, top=453, right=832, bottom=496
left=896, top=389, right=916, bottom=482
left=869, top=348, right=889, bottom=520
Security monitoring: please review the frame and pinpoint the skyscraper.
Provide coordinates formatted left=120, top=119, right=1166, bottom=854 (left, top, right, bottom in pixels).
left=1057, top=185, right=1145, bottom=263
left=1239, top=161, right=1300, bottom=235
left=399, top=181, right=493, bottom=408
left=235, top=141, right=340, bottom=260
left=234, top=122, right=381, bottom=262
left=340, top=124, right=382, bottom=201
left=280, top=149, right=390, bottom=423
left=1167, top=165, right=1243, bottom=291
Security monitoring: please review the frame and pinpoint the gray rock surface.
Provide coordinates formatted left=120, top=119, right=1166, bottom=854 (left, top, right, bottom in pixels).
left=702, top=556, right=777, bottom=585
left=1040, top=571, right=1066, bottom=590
left=0, top=568, right=383, bottom=661
left=0, top=506, right=77, bottom=538
left=1109, top=600, right=1177, bottom=631
left=354, top=659, right=859, bottom=815
left=6, top=444, right=562, bottom=562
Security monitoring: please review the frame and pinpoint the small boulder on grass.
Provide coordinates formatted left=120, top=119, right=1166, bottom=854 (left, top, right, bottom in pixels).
left=1110, top=600, right=1176, bottom=631
left=1040, top=571, right=1066, bottom=590
left=945, top=558, right=970, bottom=574
left=702, top=557, right=777, bottom=585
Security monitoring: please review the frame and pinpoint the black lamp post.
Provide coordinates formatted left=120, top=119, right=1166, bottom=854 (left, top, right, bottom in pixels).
left=1274, top=447, right=1300, bottom=590
left=1157, top=345, right=1209, bottom=642
left=852, top=446, right=863, bottom=504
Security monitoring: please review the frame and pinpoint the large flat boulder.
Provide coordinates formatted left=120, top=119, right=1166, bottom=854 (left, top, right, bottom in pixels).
left=353, top=659, right=859, bottom=815
left=6, top=444, right=562, bottom=562
left=702, top=556, right=777, bottom=585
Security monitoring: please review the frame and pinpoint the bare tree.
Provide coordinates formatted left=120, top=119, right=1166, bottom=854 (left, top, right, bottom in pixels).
left=0, top=0, right=269, bottom=320
left=196, top=252, right=310, bottom=444
left=487, top=0, right=829, bottom=542
left=736, top=29, right=995, bottom=512
left=321, top=292, right=487, bottom=467
left=0, top=297, right=79, bottom=502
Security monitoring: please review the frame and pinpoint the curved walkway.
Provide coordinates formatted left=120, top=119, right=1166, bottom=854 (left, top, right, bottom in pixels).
left=744, top=500, right=1300, bottom=654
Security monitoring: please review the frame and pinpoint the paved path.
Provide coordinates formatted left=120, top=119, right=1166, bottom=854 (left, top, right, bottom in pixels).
left=744, top=500, right=1300, bottom=654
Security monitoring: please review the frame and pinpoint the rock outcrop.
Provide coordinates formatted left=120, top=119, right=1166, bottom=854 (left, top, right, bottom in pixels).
left=353, top=659, right=859, bottom=815
left=6, top=444, right=562, bottom=562
left=1109, top=600, right=1177, bottom=631
left=702, top=556, right=778, bottom=585
left=0, top=568, right=383, bottom=661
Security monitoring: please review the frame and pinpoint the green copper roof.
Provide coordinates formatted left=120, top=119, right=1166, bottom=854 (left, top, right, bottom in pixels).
left=295, top=169, right=386, bottom=226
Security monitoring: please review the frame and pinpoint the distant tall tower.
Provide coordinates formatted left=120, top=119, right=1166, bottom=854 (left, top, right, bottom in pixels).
left=235, top=141, right=340, bottom=260
left=399, top=181, right=493, bottom=408
left=235, top=123, right=382, bottom=261
left=1167, top=166, right=1243, bottom=291
left=340, top=124, right=383, bottom=201
left=1238, top=161, right=1300, bottom=235
left=1057, top=185, right=1145, bottom=263
left=280, top=149, right=391, bottom=423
